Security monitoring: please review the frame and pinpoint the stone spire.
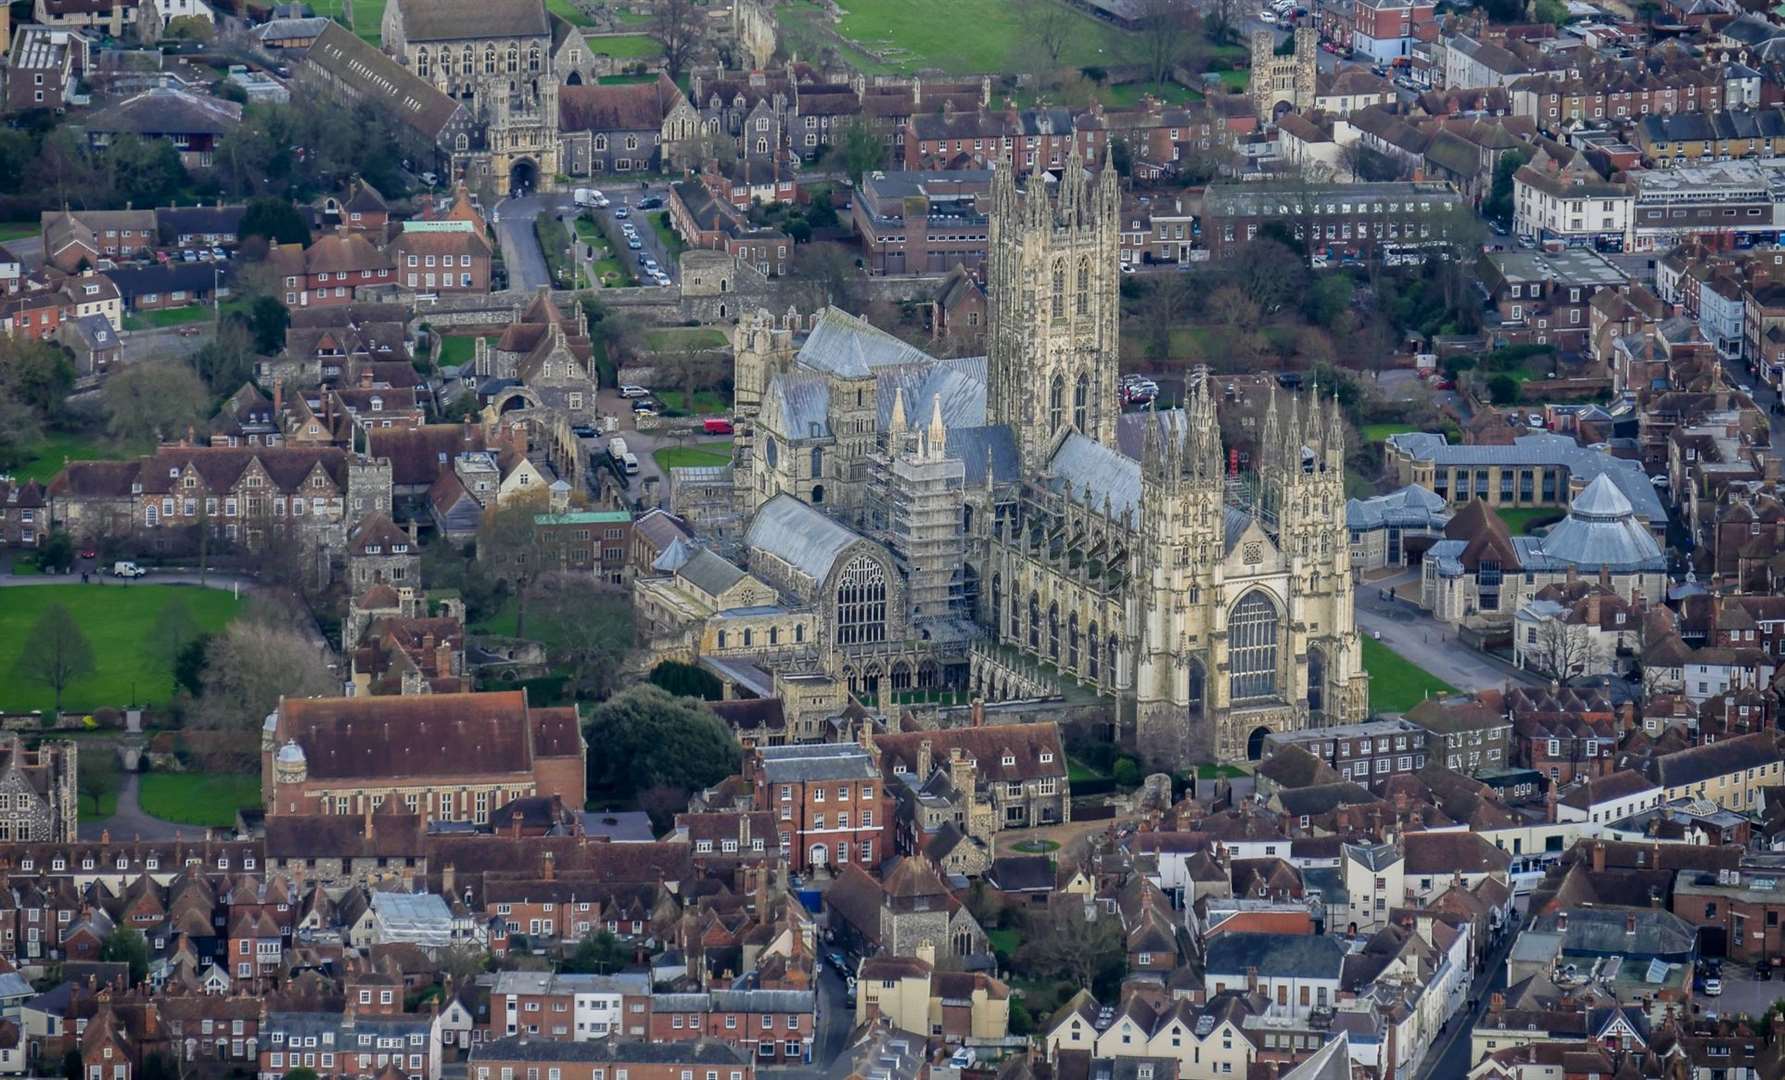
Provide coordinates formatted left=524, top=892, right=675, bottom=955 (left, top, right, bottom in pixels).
left=992, top=160, right=1018, bottom=221
left=1326, top=390, right=1346, bottom=471
left=1283, top=390, right=1302, bottom=472
left=1141, top=396, right=1162, bottom=478
left=1304, top=386, right=1325, bottom=462
left=926, top=392, right=946, bottom=459
left=1060, top=142, right=1086, bottom=226
left=1261, top=386, right=1281, bottom=475
left=1098, top=138, right=1120, bottom=221
left=889, top=386, right=908, bottom=436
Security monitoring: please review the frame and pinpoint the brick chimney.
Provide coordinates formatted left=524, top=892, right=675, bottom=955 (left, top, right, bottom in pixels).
left=1625, top=911, right=1638, bottom=935
left=543, top=850, right=555, bottom=881
left=1592, top=841, right=1606, bottom=874
left=971, top=696, right=985, bottom=727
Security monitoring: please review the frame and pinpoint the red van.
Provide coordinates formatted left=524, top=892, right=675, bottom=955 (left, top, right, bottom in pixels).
left=703, top=418, right=734, bottom=435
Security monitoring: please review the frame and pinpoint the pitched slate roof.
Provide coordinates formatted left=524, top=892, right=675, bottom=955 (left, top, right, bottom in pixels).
left=559, top=73, right=686, bottom=132
left=1204, top=932, right=1346, bottom=979
left=393, top=0, right=549, bottom=40
left=745, top=494, right=868, bottom=585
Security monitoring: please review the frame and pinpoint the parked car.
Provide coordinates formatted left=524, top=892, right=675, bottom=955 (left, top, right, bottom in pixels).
left=571, top=424, right=598, bottom=438
left=79, top=547, right=97, bottom=560
left=1703, top=976, right=1722, bottom=996
left=643, top=258, right=659, bottom=273
left=613, top=207, right=630, bottom=218
left=627, top=238, right=643, bottom=250
left=618, top=384, right=651, bottom=398
left=638, top=195, right=664, bottom=210
left=703, top=418, right=734, bottom=435
left=632, top=398, right=658, bottom=414
left=211, top=246, right=227, bottom=261
left=112, top=561, right=147, bottom=578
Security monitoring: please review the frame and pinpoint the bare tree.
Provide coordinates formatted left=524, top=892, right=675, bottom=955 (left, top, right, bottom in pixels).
left=1013, top=902, right=1124, bottom=990
left=1129, top=0, right=1192, bottom=89
left=651, top=0, right=705, bottom=82
left=1527, top=619, right=1602, bottom=685
left=191, top=619, right=336, bottom=764
left=14, top=603, right=96, bottom=714
left=1204, top=0, right=1244, bottom=44
left=1018, top=0, right=1077, bottom=71
left=477, top=499, right=552, bottom=638
left=791, top=242, right=865, bottom=314
left=101, top=359, right=212, bottom=446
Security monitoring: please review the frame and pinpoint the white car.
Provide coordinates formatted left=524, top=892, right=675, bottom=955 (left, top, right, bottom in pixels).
left=619, top=384, right=651, bottom=398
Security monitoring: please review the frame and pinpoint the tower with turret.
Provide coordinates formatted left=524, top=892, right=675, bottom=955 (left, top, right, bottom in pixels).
left=986, top=147, right=1123, bottom=475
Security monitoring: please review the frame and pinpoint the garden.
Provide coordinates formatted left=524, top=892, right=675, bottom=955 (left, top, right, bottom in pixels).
left=1360, top=636, right=1455, bottom=714
left=138, top=772, right=262, bottom=828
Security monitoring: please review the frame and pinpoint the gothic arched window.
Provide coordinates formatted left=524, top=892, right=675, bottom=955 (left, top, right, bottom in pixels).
left=811, top=446, right=824, bottom=480
left=528, top=46, right=541, bottom=72
left=1028, top=593, right=1040, bottom=649
left=506, top=46, right=519, bottom=73
left=1308, top=647, right=1327, bottom=715
left=1048, top=602, right=1060, bottom=660
left=835, top=556, right=888, bottom=645
left=1229, top=591, right=1280, bottom=702
left=460, top=45, right=473, bottom=76
left=416, top=48, right=429, bottom=77
left=1049, top=375, right=1064, bottom=431
left=1010, top=591, right=1021, bottom=643
left=1051, top=259, right=1065, bottom=318
left=1076, top=257, right=1090, bottom=315
left=1187, top=658, right=1206, bottom=718
left=991, top=574, right=1003, bottom=637
left=1088, top=623, right=1100, bottom=679
left=1068, top=613, right=1080, bottom=670
left=1073, top=371, right=1088, bottom=432
left=483, top=46, right=497, bottom=74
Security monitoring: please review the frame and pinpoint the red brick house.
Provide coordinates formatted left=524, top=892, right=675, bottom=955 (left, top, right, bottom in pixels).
left=267, top=232, right=396, bottom=308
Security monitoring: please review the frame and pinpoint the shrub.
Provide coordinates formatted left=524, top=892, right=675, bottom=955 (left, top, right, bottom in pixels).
left=1487, top=373, right=1521, bottom=405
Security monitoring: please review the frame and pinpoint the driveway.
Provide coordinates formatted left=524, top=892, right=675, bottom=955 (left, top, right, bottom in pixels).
left=494, top=195, right=553, bottom=291
left=1356, top=570, right=1542, bottom=695
left=79, top=774, right=183, bottom=841
left=123, top=323, right=212, bottom=363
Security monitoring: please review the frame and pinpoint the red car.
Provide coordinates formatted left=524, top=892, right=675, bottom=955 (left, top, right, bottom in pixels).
left=79, top=547, right=96, bottom=560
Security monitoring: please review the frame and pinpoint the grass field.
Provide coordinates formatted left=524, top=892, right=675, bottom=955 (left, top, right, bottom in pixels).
left=0, top=222, right=36, bottom=242
left=656, top=389, right=728, bottom=415
left=0, top=585, right=241, bottom=713
left=10, top=433, right=145, bottom=485
left=648, top=213, right=685, bottom=258
left=1360, top=423, right=1419, bottom=444
left=1361, top=636, right=1454, bottom=714
left=1494, top=507, right=1564, bottom=535
left=545, top=0, right=597, bottom=24
left=436, top=335, right=484, bottom=367
left=80, top=790, right=119, bottom=820
left=124, top=306, right=210, bottom=331
left=138, top=773, right=261, bottom=828
left=598, top=72, right=657, bottom=84
left=472, top=594, right=520, bottom=637
left=644, top=328, right=727, bottom=351
left=787, top=0, right=1133, bottom=75
left=987, top=928, right=1020, bottom=959
left=652, top=440, right=733, bottom=471
left=587, top=33, right=660, bottom=59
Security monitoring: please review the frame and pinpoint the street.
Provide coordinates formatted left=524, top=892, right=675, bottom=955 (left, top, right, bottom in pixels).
left=1356, top=569, right=1543, bottom=695
left=1414, top=923, right=1518, bottom=1080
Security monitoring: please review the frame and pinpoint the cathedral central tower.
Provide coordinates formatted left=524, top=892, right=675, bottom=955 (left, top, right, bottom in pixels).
left=986, top=148, right=1122, bottom=475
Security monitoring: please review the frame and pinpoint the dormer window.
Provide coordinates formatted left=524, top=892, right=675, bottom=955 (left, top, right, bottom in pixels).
left=1039, top=752, right=1054, bottom=764
left=1001, top=754, right=1016, bottom=767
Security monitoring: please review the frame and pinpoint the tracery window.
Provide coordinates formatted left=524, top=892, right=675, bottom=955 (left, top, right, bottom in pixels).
left=1229, top=592, right=1280, bottom=702
left=835, top=556, right=887, bottom=645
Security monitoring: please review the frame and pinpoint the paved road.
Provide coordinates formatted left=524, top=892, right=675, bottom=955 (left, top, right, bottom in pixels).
left=494, top=195, right=553, bottom=291
left=78, top=774, right=184, bottom=841
left=1356, top=569, right=1543, bottom=695
left=1414, top=923, right=1518, bottom=1080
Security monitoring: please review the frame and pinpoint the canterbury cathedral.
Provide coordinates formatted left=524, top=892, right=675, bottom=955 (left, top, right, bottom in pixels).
left=704, top=149, right=1367, bottom=766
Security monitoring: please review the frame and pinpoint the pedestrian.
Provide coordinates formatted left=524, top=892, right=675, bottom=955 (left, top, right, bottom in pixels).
left=81, top=571, right=88, bottom=584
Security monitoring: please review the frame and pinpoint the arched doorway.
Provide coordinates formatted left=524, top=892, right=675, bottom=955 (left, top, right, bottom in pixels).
left=1307, top=647, right=1327, bottom=716
left=565, top=70, right=582, bottom=85
left=1247, top=725, right=1272, bottom=761
left=809, top=843, right=829, bottom=870
left=508, top=157, right=538, bottom=196
left=1186, top=659, right=1206, bottom=720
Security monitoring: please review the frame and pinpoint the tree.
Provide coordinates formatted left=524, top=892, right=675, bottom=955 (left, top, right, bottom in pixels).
left=527, top=578, right=635, bottom=700
left=240, top=196, right=312, bottom=247
left=173, top=634, right=212, bottom=698
left=651, top=0, right=705, bottom=82
left=1304, top=274, right=1354, bottom=329
left=1140, top=274, right=1191, bottom=362
left=1203, top=0, right=1243, bottom=44
left=476, top=501, right=552, bottom=638
left=77, top=749, right=120, bottom=825
left=152, top=598, right=203, bottom=676
left=14, top=603, right=95, bottom=713
left=0, top=388, right=43, bottom=471
left=62, top=1050, right=82, bottom=1080
left=0, top=335, right=76, bottom=417
left=284, top=1069, right=321, bottom=1080
left=583, top=685, right=739, bottom=799
left=99, top=926, right=150, bottom=984
left=1533, top=0, right=1568, bottom=23
left=101, top=359, right=212, bottom=445
left=1233, top=237, right=1310, bottom=313
left=563, top=930, right=630, bottom=974
left=1129, top=0, right=1192, bottom=90
left=1528, top=619, right=1601, bottom=685
left=1017, top=0, right=1078, bottom=71
left=437, top=944, right=489, bottom=987
left=1483, top=148, right=1530, bottom=227
left=190, top=323, right=257, bottom=396
left=1339, top=142, right=1406, bottom=183
left=1013, top=904, right=1125, bottom=994
left=100, top=135, right=188, bottom=209
left=822, top=117, right=885, bottom=186
left=37, top=529, right=75, bottom=573
left=1486, top=373, right=1520, bottom=405
left=791, top=242, right=864, bottom=314
left=650, top=660, right=724, bottom=700
left=191, top=620, right=335, bottom=762
left=245, top=295, right=292, bottom=355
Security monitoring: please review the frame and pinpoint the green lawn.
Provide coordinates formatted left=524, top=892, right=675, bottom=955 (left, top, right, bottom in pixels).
left=473, top=594, right=520, bottom=637
left=437, top=335, right=484, bottom=367
left=137, top=772, right=261, bottom=828
left=573, top=216, right=604, bottom=244
left=644, top=327, right=727, bottom=351
left=80, top=790, right=119, bottom=820
left=0, top=585, right=241, bottom=713
left=826, top=0, right=1133, bottom=75
left=652, top=440, right=733, bottom=471
left=656, top=389, right=728, bottom=415
left=648, top=213, right=686, bottom=258
left=1216, top=69, right=1249, bottom=92
left=1195, top=763, right=1248, bottom=779
left=1067, top=757, right=1105, bottom=783
left=1360, top=424, right=1419, bottom=444
left=1494, top=507, right=1564, bottom=535
left=598, top=73, right=658, bottom=84
left=1361, top=635, right=1455, bottom=715
left=123, top=305, right=211, bottom=331
left=987, top=927, right=1020, bottom=959
left=593, top=253, right=637, bottom=287
left=545, top=0, right=597, bottom=24
left=0, top=222, right=37, bottom=242
left=587, top=33, right=660, bottom=58
left=9, top=433, right=146, bottom=485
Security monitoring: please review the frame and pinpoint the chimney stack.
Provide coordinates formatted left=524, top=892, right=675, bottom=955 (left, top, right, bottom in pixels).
left=1592, top=841, right=1606, bottom=874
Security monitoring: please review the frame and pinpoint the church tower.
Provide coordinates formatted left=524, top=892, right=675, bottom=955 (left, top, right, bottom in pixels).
left=986, top=147, right=1122, bottom=475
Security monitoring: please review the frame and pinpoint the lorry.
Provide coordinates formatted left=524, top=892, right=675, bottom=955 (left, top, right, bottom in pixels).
left=608, top=437, right=639, bottom=475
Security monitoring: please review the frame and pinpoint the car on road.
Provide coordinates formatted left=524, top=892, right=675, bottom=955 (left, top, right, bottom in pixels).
left=827, top=951, right=850, bottom=973
left=638, top=195, right=664, bottom=210
left=177, top=325, right=204, bottom=337
left=79, top=547, right=97, bottom=560
left=112, top=561, right=147, bottom=578
left=613, top=207, right=630, bottom=218
left=211, top=246, right=228, bottom=261
left=1258, top=9, right=1277, bottom=21
left=653, top=271, right=672, bottom=286
left=571, top=424, right=598, bottom=438
left=619, top=384, right=651, bottom=398
left=627, top=238, right=643, bottom=250
left=1703, top=975, right=1722, bottom=995
left=1758, top=963, right=1774, bottom=981
left=643, top=258, right=659, bottom=274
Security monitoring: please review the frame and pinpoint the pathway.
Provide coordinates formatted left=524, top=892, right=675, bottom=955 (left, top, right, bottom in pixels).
left=1355, top=569, right=1542, bottom=695
left=493, top=195, right=553, bottom=291
left=992, top=814, right=1136, bottom=857
left=79, top=774, right=183, bottom=841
